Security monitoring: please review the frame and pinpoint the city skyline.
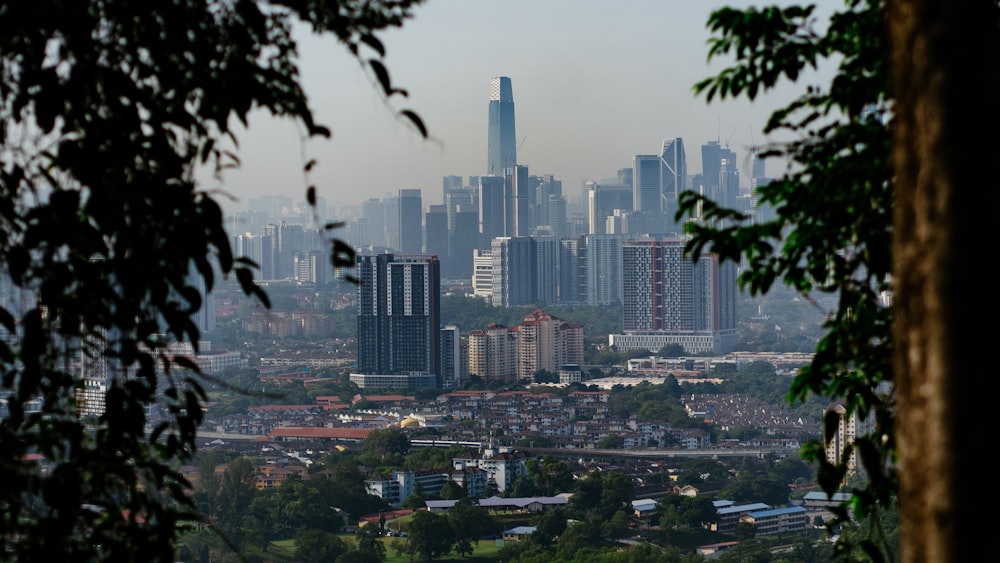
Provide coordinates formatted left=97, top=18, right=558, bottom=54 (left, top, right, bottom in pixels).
left=204, top=0, right=829, bottom=213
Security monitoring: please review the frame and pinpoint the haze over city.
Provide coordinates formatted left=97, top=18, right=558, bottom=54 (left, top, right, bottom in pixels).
left=205, top=0, right=829, bottom=214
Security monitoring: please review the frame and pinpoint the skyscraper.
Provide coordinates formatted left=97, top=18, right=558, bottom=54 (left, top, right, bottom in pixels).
left=700, top=139, right=739, bottom=225
left=660, top=138, right=687, bottom=228
left=442, top=174, right=463, bottom=204
left=398, top=188, right=423, bottom=254
left=449, top=204, right=479, bottom=279
left=478, top=175, right=506, bottom=245
left=587, top=181, right=633, bottom=234
left=701, top=140, right=736, bottom=196
left=632, top=154, right=662, bottom=213
left=356, top=253, right=441, bottom=382
left=508, top=164, right=532, bottom=236
left=487, top=76, right=516, bottom=176
left=424, top=204, right=448, bottom=258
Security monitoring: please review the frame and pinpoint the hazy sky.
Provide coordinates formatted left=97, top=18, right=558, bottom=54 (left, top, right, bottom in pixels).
left=207, top=0, right=826, bottom=214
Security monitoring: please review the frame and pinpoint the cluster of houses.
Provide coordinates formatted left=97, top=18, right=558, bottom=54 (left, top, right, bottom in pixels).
left=206, top=387, right=815, bottom=456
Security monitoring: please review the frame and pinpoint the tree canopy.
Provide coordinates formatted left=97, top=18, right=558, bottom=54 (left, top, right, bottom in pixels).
left=686, top=1, right=999, bottom=561
left=681, top=0, right=893, bottom=530
left=0, top=0, right=425, bottom=560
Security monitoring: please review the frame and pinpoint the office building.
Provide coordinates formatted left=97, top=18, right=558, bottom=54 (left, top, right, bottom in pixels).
left=356, top=252, right=441, bottom=385
left=716, top=157, right=740, bottom=211
left=632, top=154, right=662, bottom=213
left=586, top=181, right=633, bottom=234
left=448, top=204, right=479, bottom=279
left=701, top=140, right=737, bottom=197
left=487, top=76, right=517, bottom=176
left=508, top=164, right=533, bottom=237
left=545, top=195, right=567, bottom=239
left=660, top=138, right=687, bottom=229
left=425, top=204, right=448, bottom=258
left=532, top=174, right=562, bottom=234
left=398, top=189, right=423, bottom=254
left=442, top=174, right=463, bottom=203
left=361, top=197, right=399, bottom=249
left=445, top=187, right=476, bottom=230
left=478, top=175, right=506, bottom=246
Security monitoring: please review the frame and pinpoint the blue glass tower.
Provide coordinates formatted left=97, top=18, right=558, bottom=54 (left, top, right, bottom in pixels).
left=487, top=76, right=516, bottom=176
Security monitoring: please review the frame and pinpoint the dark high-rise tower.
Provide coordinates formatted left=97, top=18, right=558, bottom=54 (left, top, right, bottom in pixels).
left=701, top=139, right=737, bottom=196
left=487, top=76, right=516, bottom=176
left=478, top=175, right=506, bottom=246
left=424, top=204, right=448, bottom=258
left=398, top=188, right=423, bottom=254
left=356, top=253, right=441, bottom=380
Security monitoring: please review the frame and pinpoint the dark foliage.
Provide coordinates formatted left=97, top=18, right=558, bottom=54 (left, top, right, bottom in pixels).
left=0, top=1, right=425, bottom=560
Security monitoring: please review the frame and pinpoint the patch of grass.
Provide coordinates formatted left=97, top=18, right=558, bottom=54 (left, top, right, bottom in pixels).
left=382, top=538, right=503, bottom=563
left=268, top=539, right=297, bottom=558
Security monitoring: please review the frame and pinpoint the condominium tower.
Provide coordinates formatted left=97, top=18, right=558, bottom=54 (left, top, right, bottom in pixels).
left=356, top=253, right=441, bottom=383
left=613, top=237, right=738, bottom=354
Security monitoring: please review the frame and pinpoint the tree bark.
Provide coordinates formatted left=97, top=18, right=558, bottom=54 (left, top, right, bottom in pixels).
left=887, top=1, right=1000, bottom=561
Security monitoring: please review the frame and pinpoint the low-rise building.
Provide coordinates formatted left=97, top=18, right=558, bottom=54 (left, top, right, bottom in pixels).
left=740, top=506, right=809, bottom=536
left=713, top=502, right=771, bottom=534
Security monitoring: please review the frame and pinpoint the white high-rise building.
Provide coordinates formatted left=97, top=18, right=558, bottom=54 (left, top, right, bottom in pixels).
left=825, top=400, right=876, bottom=477
left=472, top=249, right=493, bottom=300
left=490, top=237, right=536, bottom=307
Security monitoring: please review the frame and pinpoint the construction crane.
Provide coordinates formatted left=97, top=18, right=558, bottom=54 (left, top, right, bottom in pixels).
left=724, top=124, right=737, bottom=148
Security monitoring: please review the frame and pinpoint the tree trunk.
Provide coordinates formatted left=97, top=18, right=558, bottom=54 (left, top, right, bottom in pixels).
left=887, top=1, right=1000, bottom=561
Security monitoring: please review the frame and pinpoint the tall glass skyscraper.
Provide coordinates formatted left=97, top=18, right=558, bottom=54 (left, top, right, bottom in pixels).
left=487, top=76, right=516, bottom=176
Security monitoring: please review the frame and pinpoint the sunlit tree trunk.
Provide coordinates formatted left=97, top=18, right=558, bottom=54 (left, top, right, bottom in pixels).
left=887, top=1, right=1000, bottom=561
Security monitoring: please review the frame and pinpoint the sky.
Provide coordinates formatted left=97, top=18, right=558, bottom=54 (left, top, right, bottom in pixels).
left=207, top=0, right=827, bottom=215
